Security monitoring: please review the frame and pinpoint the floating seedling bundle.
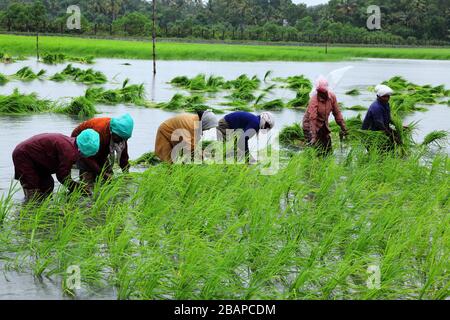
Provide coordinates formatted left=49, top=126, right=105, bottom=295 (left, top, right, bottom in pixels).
left=170, top=74, right=226, bottom=92
left=51, top=64, right=107, bottom=85
left=85, top=80, right=146, bottom=105
left=0, top=89, right=52, bottom=114
left=42, top=53, right=94, bottom=65
left=13, top=67, right=46, bottom=81
left=56, top=96, right=98, bottom=118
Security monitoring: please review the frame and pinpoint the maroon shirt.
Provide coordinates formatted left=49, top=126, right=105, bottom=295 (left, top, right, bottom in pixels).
left=13, top=133, right=80, bottom=186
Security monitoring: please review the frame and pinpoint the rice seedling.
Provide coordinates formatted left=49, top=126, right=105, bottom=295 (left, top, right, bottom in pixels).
left=85, top=80, right=146, bottom=106
left=170, top=74, right=226, bottom=92
left=421, top=130, right=449, bottom=148
left=1, top=35, right=450, bottom=61
left=256, top=99, right=285, bottom=111
left=51, top=64, right=107, bottom=85
left=264, top=70, right=273, bottom=83
left=342, top=105, right=367, bottom=111
left=275, top=75, right=313, bottom=92
left=286, top=89, right=310, bottom=109
left=225, top=74, right=261, bottom=92
left=12, top=67, right=46, bottom=81
left=0, top=73, right=9, bottom=85
left=345, top=89, right=361, bottom=96
left=1, top=144, right=447, bottom=300
left=0, top=52, right=14, bottom=63
left=130, top=152, right=161, bottom=166
left=279, top=123, right=306, bottom=149
left=0, top=89, right=53, bottom=114
left=42, top=53, right=94, bottom=65
left=56, top=96, right=98, bottom=118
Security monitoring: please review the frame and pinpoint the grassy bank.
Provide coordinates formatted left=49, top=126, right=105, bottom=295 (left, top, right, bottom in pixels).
left=1, top=35, right=449, bottom=62
left=0, top=148, right=448, bottom=299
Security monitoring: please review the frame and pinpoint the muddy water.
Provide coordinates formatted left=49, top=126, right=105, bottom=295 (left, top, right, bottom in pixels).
left=0, top=58, right=449, bottom=299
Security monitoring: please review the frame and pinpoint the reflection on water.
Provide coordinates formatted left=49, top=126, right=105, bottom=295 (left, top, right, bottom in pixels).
left=0, top=57, right=449, bottom=299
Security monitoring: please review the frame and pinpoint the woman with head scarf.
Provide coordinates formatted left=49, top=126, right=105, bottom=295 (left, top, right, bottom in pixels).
left=71, top=113, right=134, bottom=184
left=12, top=129, right=100, bottom=202
left=216, top=111, right=275, bottom=162
left=155, top=110, right=218, bottom=163
left=302, top=77, right=348, bottom=155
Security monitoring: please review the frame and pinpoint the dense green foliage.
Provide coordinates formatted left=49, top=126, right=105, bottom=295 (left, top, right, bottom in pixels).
left=0, top=147, right=448, bottom=299
left=0, top=1, right=449, bottom=45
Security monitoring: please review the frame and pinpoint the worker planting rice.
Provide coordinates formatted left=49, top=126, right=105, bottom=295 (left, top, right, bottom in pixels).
left=71, top=114, right=134, bottom=185
left=12, top=129, right=100, bottom=202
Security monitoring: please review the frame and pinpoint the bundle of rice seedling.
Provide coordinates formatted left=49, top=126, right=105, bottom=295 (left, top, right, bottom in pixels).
left=256, top=99, right=285, bottom=110
left=0, top=73, right=9, bottom=85
left=85, top=80, right=146, bottom=106
left=345, top=89, right=361, bottom=96
left=224, top=74, right=261, bottom=91
left=131, top=152, right=162, bottom=166
left=279, top=123, right=306, bottom=148
left=0, top=53, right=14, bottom=64
left=57, top=96, right=98, bottom=118
left=0, top=89, right=52, bottom=114
left=51, top=64, right=107, bottom=85
left=13, top=67, right=46, bottom=81
left=421, top=130, right=448, bottom=147
left=170, top=74, right=225, bottom=92
left=287, top=89, right=310, bottom=109
left=42, top=53, right=94, bottom=65
left=342, top=105, right=367, bottom=111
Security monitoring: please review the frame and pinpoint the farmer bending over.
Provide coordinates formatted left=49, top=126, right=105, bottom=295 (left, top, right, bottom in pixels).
left=302, top=77, right=348, bottom=155
left=362, top=85, right=401, bottom=150
left=72, top=114, right=134, bottom=184
left=155, top=110, right=218, bottom=163
left=216, top=111, right=275, bottom=162
left=12, top=130, right=100, bottom=202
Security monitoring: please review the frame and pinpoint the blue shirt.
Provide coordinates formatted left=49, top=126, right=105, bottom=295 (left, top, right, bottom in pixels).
left=224, top=112, right=261, bottom=154
left=362, top=99, right=392, bottom=131
left=224, top=112, right=260, bottom=135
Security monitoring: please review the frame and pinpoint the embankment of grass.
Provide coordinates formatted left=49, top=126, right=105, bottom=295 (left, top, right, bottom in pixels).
left=1, top=35, right=449, bottom=62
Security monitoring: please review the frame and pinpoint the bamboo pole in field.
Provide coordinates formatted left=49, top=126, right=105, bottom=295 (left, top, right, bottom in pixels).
left=36, top=32, right=40, bottom=61
left=152, top=0, right=157, bottom=75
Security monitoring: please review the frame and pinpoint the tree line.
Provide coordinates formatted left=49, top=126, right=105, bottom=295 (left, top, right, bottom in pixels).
left=0, top=0, right=449, bottom=46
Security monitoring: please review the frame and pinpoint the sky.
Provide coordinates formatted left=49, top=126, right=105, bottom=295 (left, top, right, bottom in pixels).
left=292, top=0, right=329, bottom=6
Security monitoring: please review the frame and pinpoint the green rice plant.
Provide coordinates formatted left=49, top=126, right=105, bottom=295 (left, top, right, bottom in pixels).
left=51, top=64, right=107, bottom=85
left=264, top=70, right=273, bottom=83
left=225, top=74, right=261, bottom=91
left=345, top=89, right=361, bottom=96
left=13, top=67, right=46, bottom=81
left=131, top=152, right=161, bottom=166
left=287, top=89, right=310, bottom=109
left=85, top=80, right=146, bottom=106
left=256, top=99, right=285, bottom=110
left=342, top=105, right=367, bottom=111
left=170, top=74, right=225, bottom=92
left=42, top=52, right=94, bottom=64
left=279, top=123, right=306, bottom=148
left=2, top=146, right=447, bottom=300
left=0, top=73, right=9, bottom=85
left=275, top=75, right=313, bottom=92
left=0, top=89, right=53, bottom=114
left=0, top=52, right=14, bottom=63
left=421, top=130, right=449, bottom=148
left=56, top=96, right=98, bottom=118
left=155, top=93, right=205, bottom=111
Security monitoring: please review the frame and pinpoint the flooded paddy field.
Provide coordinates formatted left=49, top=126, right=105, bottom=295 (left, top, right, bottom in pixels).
left=0, top=58, right=449, bottom=299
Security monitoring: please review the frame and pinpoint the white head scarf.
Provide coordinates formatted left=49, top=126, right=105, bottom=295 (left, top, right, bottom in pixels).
left=375, top=85, right=394, bottom=97
left=201, top=110, right=218, bottom=131
left=260, top=112, right=275, bottom=130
